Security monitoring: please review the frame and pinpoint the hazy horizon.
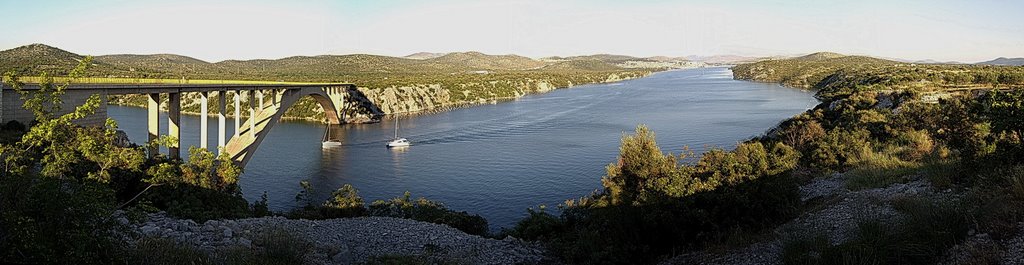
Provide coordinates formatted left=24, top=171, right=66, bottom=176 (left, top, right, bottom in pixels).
left=1, top=0, right=1021, bottom=63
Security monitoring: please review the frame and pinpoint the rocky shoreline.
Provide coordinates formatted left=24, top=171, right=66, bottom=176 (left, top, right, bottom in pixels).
left=127, top=212, right=546, bottom=264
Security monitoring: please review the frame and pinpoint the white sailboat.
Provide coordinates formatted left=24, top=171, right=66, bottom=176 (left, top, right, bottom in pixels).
left=322, top=125, right=342, bottom=148
left=386, top=116, right=410, bottom=148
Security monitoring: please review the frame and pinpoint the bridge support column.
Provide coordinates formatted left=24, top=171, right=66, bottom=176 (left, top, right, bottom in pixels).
left=248, top=90, right=256, bottom=137
left=168, top=93, right=181, bottom=159
left=147, top=93, right=160, bottom=158
left=234, top=91, right=240, bottom=138
left=218, top=90, right=226, bottom=154
left=256, top=90, right=264, bottom=111
left=200, top=91, right=209, bottom=149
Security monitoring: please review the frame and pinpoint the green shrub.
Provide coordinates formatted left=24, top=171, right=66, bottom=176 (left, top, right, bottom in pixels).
left=807, top=128, right=871, bottom=171
left=289, top=182, right=368, bottom=219
left=369, top=191, right=489, bottom=236
left=0, top=175, right=124, bottom=264
left=144, top=184, right=253, bottom=222
left=322, top=184, right=366, bottom=217
left=531, top=173, right=801, bottom=264
left=505, top=206, right=563, bottom=241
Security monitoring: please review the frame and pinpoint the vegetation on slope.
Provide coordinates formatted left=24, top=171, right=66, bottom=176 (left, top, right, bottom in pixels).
left=733, top=52, right=1024, bottom=100
left=502, top=54, right=1024, bottom=264
left=1, top=44, right=654, bottom=121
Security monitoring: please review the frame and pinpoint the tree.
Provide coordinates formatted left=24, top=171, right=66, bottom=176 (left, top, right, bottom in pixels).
left=600, top=125, right=680, bottom=205
left=0, top=57, right=132, bottom=264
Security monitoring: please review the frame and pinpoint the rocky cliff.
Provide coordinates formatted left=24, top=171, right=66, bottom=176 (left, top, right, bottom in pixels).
left=352, top=72, right=649, bottom=116
left=107, top=71, right=652, bottom=124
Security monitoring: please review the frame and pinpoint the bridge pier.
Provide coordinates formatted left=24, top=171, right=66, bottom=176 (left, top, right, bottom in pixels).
left=147, top=93, right=160, bottom=158
left=218, top=90, right=226, bottom=154
left=168, top=92, right=181, bottom=159
left=200, top=91, right=209, bottom=149
left=248, top=90, right=255, bottom=137
left=234, top=91, right=240, bottom=138
left=256, top=90, right=264, bottom=111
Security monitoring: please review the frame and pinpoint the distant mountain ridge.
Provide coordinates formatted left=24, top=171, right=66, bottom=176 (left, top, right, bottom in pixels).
left=1, top=44, right=672, bottom=79
left=977, top=57, right=1024, bottom=66
left=684, top=55, right=762, bottom=64
left=403, top=52, right=447, bottom=60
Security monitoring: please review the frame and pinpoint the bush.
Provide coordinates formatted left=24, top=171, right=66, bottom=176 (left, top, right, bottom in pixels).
left=807, top=128, right=871, bottom=171
left=0, top=175, right=124, bottom=264
left=322, top=184, right=367, bottom=217
left=894, top=129, right=935, bottom=162
left=505, top=206, right=563, bottom=241
left=289, top=182, right=368, bottom=219
left=144, top=184, right=253, bottom=222
left=778, top=119, right=826, bottom=153
left=369, top=191, right=489, bottom=236
left=523, top=173, right=800, bottom=264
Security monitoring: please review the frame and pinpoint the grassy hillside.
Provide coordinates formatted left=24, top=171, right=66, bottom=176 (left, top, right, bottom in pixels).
left=0, top=44, right=132, bottom=77
left=1, top=44, right=655, bottom=122
left=733, top=52, right=1024, bottom=101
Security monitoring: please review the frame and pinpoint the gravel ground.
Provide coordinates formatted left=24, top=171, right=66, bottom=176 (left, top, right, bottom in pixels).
left=1002, top=224, right=1024, bottom=265
left=661, top=173, right=935, bottom=265
left=129, top=213, right=545, bottom=264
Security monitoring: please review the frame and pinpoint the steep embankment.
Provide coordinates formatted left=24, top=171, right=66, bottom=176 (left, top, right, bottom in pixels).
left=670, top=52, right=1024, bottom=265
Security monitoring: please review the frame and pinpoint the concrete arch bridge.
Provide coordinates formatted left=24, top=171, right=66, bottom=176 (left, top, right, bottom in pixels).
left=0, top=83, right=382, bottom=167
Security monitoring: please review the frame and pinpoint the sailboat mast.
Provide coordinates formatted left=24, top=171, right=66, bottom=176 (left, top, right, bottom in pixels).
left=394, top=116, right=399, bottom=139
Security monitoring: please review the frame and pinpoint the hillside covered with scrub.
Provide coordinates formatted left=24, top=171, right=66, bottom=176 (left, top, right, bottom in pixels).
left=1, top=44, right=664, bottom=122
left=488, top=53, right=1024, bottom=264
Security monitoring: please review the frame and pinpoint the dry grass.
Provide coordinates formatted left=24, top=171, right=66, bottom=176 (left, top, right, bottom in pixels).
left=845, top=152, right=921, bottom=190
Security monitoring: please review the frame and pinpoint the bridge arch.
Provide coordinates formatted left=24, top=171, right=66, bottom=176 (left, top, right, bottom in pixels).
left=224, top=86, right=348, bottom=166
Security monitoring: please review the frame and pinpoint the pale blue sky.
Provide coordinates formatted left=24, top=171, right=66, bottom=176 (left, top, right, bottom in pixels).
left=1, top=0, right=1021, bottom=62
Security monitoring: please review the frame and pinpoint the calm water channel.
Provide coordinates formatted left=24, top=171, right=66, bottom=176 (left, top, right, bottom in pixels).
left=108, top=67, right=818, bottom=229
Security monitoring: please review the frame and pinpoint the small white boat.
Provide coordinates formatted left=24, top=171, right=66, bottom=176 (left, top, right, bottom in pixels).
left=322, top=125, right=342, bottom=148
left=322, top=140, right=343, bottom=148
left=386, top=138, right=410, bottom=147
left=386, top=116, right=411, bottom=148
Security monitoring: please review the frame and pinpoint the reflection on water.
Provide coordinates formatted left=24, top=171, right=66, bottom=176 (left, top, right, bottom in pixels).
left=107, top=67, right=818, bottom=230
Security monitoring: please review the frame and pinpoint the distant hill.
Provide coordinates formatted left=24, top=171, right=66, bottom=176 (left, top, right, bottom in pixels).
left=539, top=59, right=622, bottom=71
left=427, top=52, right=546, bottom=70
left=685, top=55, right=761, bottom=64
left=732, top=52, right=899, bottom=89
left=977, top=57, right=1024, bottom=66
left=94, top=54, right=224, bottom=76
left=911, top=59, right=965, bottom=65
left=793, top=52, right=847, bottom=61
left=0, top=43, right=130, bottom=76
left=645, top=56, right=689, bottom=63
left=403, top=52, right=447, bottom=60
left=565, top=54, right=652, bottom=64
left=0, top=44, right=613, bottom=79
